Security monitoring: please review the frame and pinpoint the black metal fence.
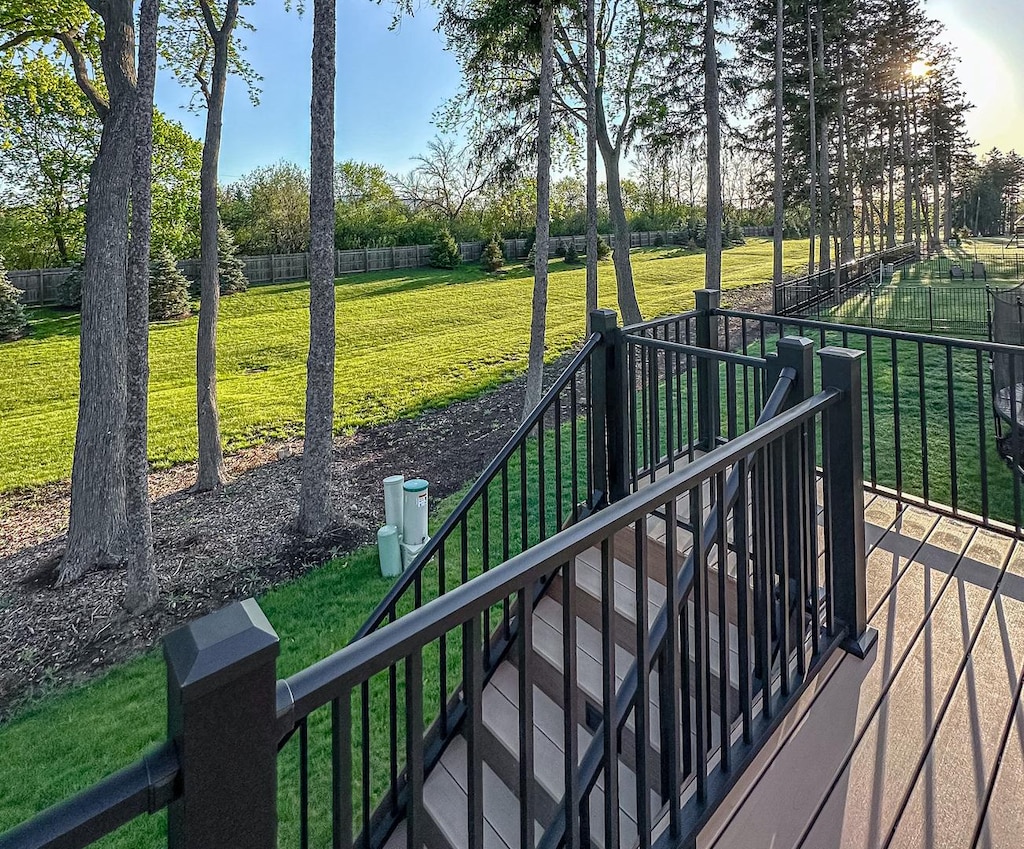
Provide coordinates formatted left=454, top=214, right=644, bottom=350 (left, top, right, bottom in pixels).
left=796, top=283, right=993, bottom=338
left=773, top=244, right=917, bottom=317
left=719, top=309, right=1024, bottom=535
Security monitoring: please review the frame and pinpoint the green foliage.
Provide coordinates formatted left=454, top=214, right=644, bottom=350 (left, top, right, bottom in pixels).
left=148, top=247, right=191, bottom=321
left=0, top=255, right=27, bottom=342
left=429, top=229, right=462, bottom=269
left=554, top=240, right=567, bottom=258
left=480, top=235, right=504, bottom=272
left=564, top=240, right=580, bottom=264
left=220, top=161, right=310, bottom=254
left=596, top=236, right=612, bottom=260
left=58, top=262, right=83, bottom=309
left=653, top=232, right=665, bottom=247
left=218, top=224, right=248, bottom=295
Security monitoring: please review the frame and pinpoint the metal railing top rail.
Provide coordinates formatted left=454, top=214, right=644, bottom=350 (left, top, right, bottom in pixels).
left=349, top=334, right=601, bottom=643
left=718, top=307, right=1024, bottom=356
left=536, top=361, right=799, bottom=849
left=624, top=332, right=769, bottom=370
left=0, top=743, right=179, bottom=849
left=277, top=386, right=841, bottom=725
left=621, top=308, right=700, bottom=335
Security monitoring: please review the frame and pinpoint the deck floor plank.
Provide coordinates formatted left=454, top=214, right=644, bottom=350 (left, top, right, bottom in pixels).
left=707, top=512, right=976, bottom=849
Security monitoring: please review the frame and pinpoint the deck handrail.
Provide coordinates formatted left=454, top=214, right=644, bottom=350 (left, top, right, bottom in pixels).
left=279, top=384, right=838, bottom=721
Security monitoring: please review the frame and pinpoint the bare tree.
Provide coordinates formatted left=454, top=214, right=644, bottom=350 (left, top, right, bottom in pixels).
left=524, top=4, right=554, bottom=419
left=124, top=0, right=161, bottom=612
left=299, top=0, right=337, bottom=537
left=396, top=136, right=491, bottom=224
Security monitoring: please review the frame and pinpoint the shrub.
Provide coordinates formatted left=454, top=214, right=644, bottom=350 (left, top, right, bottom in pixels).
left=149, top=246, right=192, bottom=320
left=0, top=254, right=27, bottom=342
left=218, top=223, right=248, bottom=295
left=524, top=241, right=537, bottom=269
left=653, top=232, right=665, bottom=248
left=555, top=240, right=567, bottom=259
left=596, top=236, right=612, bottom=260
left=429, top=229, right=462, bottom=269
left=564, top=240, right=580, bottom=264
left=480, top=235, right=504, bottom=272
left=58, top=261, right=83, bottom=309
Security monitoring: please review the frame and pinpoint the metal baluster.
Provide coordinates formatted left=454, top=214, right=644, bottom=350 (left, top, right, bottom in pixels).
left=891, top=337, right=903, bottom=497
left=629, top=341, right=639, bottom=489
left=714, top=470, right=730, bottom=774
left=661, top=498, right=682, bottom=836
left=299, top=717, right=309, bottom=849
left=976, top=351, right=989, bottom=520
left=538, top=420, right=547, bottom=541
left=563, top=558, right=582, bottom=849
left=866, top=337, right=877, bottom=486
left=918, top=342, right=929, bottom=502
left=520, top=442, right=529, bottom=554
left=735, top=458, right=752, bottom=744
left=405, top=649, right=425, bottom=849
left=571, top=376, right=581, bottom=520
left=555, top=390, right=564, bottom=529
left=361, top=681, right=371, bottom=849
left=666, top=345, right=675, bottom=473
left=517, top=588, right=535, bottom=849
left=332, top=690, right=353, bottom=849
left=634, top=520, right=652, bottom=849
left=439, top=544, right=448, bottom=733
left=600, top=536, right=619, bottom=849
left=946, top=347, right=958, bottom=513
left=465, top=615, right=484, bottom=849
left=690, top=483, right=708, bottom=803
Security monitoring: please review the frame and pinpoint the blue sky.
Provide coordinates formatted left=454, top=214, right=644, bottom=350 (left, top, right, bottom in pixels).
left=153, top=0, right=1023, bottom=182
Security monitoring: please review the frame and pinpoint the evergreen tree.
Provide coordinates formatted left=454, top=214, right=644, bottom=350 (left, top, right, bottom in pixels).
left=429, top=228, right=462, bottom=269
left=0, top=254, right=27, bottom=342
left=596, top=236, right=612, bottom=260
left=58, top=261, right=84, bottom=309
left=564, top=240, right=580, bottom=264
left=217, top=223, right=248, bottom=294
left=480, top=235, right=504, bottom=271
left=149, top=246, right=192, bottom=320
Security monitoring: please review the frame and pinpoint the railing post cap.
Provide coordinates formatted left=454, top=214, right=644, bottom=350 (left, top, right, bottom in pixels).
left=590, top=308, right=618, bottom=333
left=164, top=599, right=279, bottom=702
left=817, top=346, right=865, bottom=362
left=778, top=335, right=815, bottom=351
left=695, top=288, right=721, bottom=308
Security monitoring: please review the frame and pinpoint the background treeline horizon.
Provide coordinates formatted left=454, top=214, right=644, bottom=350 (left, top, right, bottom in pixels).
left=2, top=57, right=1021, bottom=271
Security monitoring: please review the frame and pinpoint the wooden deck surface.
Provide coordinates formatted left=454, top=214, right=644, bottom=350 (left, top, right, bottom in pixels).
left=700, top=494, right=1024, bottom=849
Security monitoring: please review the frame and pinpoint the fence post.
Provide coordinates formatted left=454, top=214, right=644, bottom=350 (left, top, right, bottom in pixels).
left=590, top=309, right=629, bottom=505
left=818, top=346, right=877, bottom=659
left=164, top=599, right=280, bottom=849
left=695, top=289, right=721, bottom=451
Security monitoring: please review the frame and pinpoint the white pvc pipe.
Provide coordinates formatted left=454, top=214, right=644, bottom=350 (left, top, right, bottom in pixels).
left=383, top=475, right=405, bottom=538
left=402, top=479, right=429, bottom=546
left=377, top=525, right=402, bottom=577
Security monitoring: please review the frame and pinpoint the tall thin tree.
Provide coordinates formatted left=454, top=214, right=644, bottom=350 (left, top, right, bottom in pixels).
left=806, top=0, right=817, bottom=276
left=584, top=0, right=598, bottom=330
left=124, top=0, right=160, bottom=612
left=299, top=0, right=337, bottom=536
left=704, top=0, right=722, bottom=291
left=772, top=0, right=785, bottom=288
left=523, top=2, right=554, bottom=418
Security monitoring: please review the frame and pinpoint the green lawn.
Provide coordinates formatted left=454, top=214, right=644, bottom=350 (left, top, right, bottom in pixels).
left=0, top=239, right=810, bottom=493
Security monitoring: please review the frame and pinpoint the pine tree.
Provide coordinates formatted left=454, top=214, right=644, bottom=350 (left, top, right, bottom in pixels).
left=217, top=223, right=248, bottom=295
left=429, top=229, right=462, bottom=269
left=480, top=235, right=505, bottom=272
left=564, top=240, right=580, bottom=264
left=59, top=261, right=84, bottom=309
left=149, top=246, right=192, bottom=320
left=0, top=254, right=28, bottom=342
left=596, top=236, right=612, bottom=260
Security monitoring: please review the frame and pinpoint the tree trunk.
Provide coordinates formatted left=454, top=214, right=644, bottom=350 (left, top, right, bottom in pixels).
left=806, top=1, right=817, bottom=275
left=887, top=108, right=897, bottom=247
left=58, top=1, right=134, bottom=584
left=124, top=0, right=160, bottom=613
left=943, top=156, right=953, bottom=242
left=813, top=3, right=830, bottom=272
left=299, top=0, right=337, bottom=537
left=523, top=5, right=554, bottom=419
left=901, top=84, right=914, bottom=249
left=195, top=6, right=238, bottom=491
left=836, top=75, right=855, bottom=263
left=772, top=0, right=784, bottom=288
left=598, top=144, right=642, bottom=325
left=584, top=0, right=598, bottom=331
left=931, top=112, right=941, bottom=249
left=704, top=0, right=722, bottom=291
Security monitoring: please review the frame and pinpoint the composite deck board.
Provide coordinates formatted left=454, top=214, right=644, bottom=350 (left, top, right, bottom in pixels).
left=883, top=542, right=1024, bottom=849
left=702, top=502, right=1024, bottom=849
left=705, top=511, right=977, bottom=849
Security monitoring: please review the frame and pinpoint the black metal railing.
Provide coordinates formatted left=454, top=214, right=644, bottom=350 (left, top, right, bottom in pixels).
left=721, top=308, right=1024, bottom=535
left=774, top=243, right=917, bottom=316
left=0, top=311, right=875, bottom=849
left=272, top=339, right=869, bottom=849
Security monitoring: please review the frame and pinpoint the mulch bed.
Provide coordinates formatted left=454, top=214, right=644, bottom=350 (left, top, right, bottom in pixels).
left=0, top=282, right=772, bottom=720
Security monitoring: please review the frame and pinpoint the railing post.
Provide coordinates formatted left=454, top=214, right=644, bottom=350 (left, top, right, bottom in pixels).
left=164, top=599, right=280, bottom=849
left=695, top=289, right=721, bottom=451
left=590, top=308, right=629, bottom=505
left=819, top=347, right=878, bottom=659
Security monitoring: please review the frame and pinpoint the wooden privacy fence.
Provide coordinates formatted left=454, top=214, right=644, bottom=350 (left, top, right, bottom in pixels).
left=9, top=226, right=773, bottom=306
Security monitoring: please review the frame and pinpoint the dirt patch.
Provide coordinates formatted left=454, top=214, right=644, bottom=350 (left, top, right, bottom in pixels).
left=0, top=356, right=577, bottom=719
